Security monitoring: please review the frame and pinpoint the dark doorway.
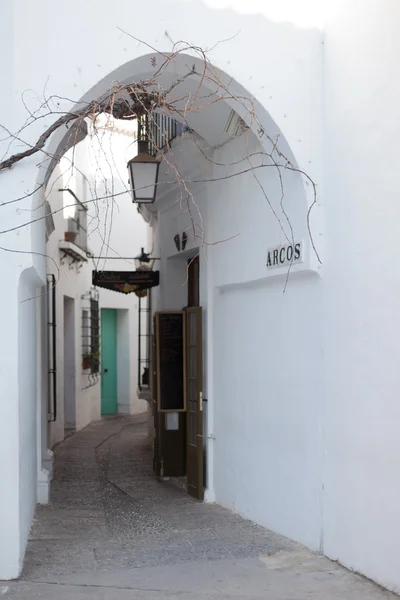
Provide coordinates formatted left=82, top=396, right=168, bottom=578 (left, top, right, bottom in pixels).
left=187, top=256, right=199, bottom=308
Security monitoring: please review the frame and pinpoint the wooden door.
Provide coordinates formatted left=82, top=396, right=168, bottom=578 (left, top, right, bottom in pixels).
left=186, top=307, right=203, bottom=499
left=101, top=309, right=118, bottom=415
left=153, top=312, right=186, bottom=477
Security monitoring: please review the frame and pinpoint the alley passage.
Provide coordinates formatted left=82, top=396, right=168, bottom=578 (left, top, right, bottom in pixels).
left=2, top=416, right=396, bottom=600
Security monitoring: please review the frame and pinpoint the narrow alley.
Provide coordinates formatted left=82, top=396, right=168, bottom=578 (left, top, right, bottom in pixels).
left=2, top=416, right=396, bottom=600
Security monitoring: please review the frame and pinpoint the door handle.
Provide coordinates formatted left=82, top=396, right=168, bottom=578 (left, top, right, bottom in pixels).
left=199, top=391, right=203, bottom=412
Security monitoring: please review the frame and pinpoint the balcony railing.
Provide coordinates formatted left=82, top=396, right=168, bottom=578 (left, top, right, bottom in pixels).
left=149, top=113, right=184, bottom=156
left=65, top=214, right=87, bottom=252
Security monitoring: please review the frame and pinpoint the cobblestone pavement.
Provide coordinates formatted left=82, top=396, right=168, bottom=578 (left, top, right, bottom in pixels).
left=1, top=415, right=397, bottom=599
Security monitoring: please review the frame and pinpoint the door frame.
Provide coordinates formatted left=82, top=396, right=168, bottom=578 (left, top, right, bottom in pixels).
left=185, top=306, right=204, bottom=500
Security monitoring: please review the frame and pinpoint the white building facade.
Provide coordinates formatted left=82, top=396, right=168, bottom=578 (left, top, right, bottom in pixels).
left=44, top=127, right=149, bottom=448
left=1, top=0, right=400, bottom=593
left=45, top=156, right=101, bottom=450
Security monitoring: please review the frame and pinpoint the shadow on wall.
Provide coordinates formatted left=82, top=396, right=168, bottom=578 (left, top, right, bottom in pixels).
left=18, top=267, right=42, bottom=563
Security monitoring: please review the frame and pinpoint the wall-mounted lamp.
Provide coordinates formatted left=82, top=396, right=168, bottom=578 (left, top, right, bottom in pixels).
left=134, top=247, right=156, bottom=271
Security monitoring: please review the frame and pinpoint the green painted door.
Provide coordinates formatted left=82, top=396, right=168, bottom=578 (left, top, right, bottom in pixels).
left=101, top=309, right=117, bottom=415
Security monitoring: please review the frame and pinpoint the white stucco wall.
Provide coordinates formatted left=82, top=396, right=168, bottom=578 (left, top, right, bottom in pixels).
left=18, top=269, right=40, bottom=565
left=145, top=3, right=400, bottom=593
left=320, top=0, right=400, bottom=591
left=0, top=0, right=324, bottom=580
left=45, top=161, right=101, bottom=448
left=116, top=309, right=131, bottom=413
left=1, top=0, right=400, bottom=591
left=149, top=128, right=323, bottom=549
left=209, top=135, right=323, bottom=550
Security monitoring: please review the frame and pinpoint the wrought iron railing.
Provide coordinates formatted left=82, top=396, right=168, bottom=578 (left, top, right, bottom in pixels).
left=65, top=208, right=87, bottom=252
left=146, top=113, right=184, bottom=156
left=138, top=290, right=152, bottom=391
left=81, top=288, right=100, bottom=379
left=47, top=274, right=57, bottom=423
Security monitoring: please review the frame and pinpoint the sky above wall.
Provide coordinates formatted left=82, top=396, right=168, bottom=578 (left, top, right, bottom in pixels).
left=181, top=0, right=326, bottom=28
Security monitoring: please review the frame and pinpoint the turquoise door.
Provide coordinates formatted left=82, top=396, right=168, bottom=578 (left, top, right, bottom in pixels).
left=101, top=309, right=117, bottom=415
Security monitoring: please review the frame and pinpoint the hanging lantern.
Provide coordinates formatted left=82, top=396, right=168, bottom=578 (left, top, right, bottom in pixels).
left=127, top=115, right=160, bottom=203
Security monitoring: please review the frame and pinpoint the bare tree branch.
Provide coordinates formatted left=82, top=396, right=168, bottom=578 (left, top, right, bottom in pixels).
left=0, top=32, right=321, bottom=294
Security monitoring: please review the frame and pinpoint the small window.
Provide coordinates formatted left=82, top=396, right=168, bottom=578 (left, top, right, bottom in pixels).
left=82, top=309, right=91, bottom=370
left=138, top=292, right=152, bottom=391
left=81, top=297, right=100, bottom=374
left=90, top=298, right=100, bottom=374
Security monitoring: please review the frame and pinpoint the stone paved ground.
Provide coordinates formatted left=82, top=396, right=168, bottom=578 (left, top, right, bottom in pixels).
left=1, top=415, right=397, bottom=599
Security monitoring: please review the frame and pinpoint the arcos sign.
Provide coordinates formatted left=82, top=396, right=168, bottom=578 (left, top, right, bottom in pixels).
left=266, top=242, right=303, bottom=269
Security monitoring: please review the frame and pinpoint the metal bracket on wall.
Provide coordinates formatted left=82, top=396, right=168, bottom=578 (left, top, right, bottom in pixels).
left=60, top=250, right=82, bottom=269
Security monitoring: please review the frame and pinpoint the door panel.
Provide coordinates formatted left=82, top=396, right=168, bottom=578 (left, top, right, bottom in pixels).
left=186, top=307, right=203, bottom=499
left=101, top=309, right=117, bottom=415
left=153, top=313, right=186, bottom=477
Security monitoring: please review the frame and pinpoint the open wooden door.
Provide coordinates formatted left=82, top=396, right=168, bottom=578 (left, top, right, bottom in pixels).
left=151, top=328, right=160, bottom=475
left=185, top=307, right=204, bottom=499
left=153, top=312, right=187, bottom=477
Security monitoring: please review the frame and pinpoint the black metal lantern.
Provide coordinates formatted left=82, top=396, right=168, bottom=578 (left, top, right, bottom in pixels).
left=127, top=115, right=160, bottom=204
left=134, top=247, right=156, bottom=271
